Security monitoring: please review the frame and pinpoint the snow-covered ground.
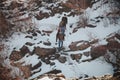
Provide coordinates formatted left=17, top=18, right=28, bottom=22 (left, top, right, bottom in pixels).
left=2, top=0, right=120, bottom=79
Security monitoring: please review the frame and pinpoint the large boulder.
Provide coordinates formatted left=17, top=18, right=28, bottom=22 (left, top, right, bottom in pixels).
left=10, top=46, right=30, bottom=61
left=106, top=33, right=120, bottom=52
left=9, top=50, right=23, bottom=61
left=69, top=41, right=90, bottom=51
left=63, top=0, right=91, bottom=10
left=33, top=46, right=56, bottom=57
left=107, top=40, right=120, bottom=51
left=91, top=45, right=107, bottom=59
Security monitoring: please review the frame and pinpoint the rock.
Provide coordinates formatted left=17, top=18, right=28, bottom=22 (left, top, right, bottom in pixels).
left=55, top=54, right=60, bottom=59
left=73, top=28, right=78, bottom=33
left=49, top=55, right=56, bottom=60
left=35, top=12, right=49, bottom=20
left=115, top=33, right=120, bottom=40
left=83, top=51, right=90, bottom=57
left=69, top=41, right=90, bottom=51
left=31, top=68, right=41, bottom=76
left=58, top=56, right=66, bottom=63
left=54, top=78, right=61, bottom=80
left=89, top=39, right=98, bottom=44
left=70, top=54, right=82, bottom=62
left=32, top=32, right=37, bottom=36
left=86, top=24, right=96, bottom=28
left=0, top=44, right=4, bottom=51
left=50, top=62, right=55, bottom=66
left=91, top=45, right=107, bottom=59
left=0, top=11, right=9, bottom=37
left=113, top=71, right=120, bottom=77
left=9, top=1, right=23, bottom=10
left=9, top=50, right=23, bottom=61
left=36, top=30, right=41, bottom=34
left=33, top=47, right=56, bottom=57
left=27, top=29, right=35, bottom=34
left=31, top=61, right=42, bottom=70
left=13, top=77, right=22, bottom=80
left=46, top=69, right=61, bottom=74
left=42, top=30, right=53, bottom=34
left=63, top=0, right=91, bottom=10
left=25, top=42, right=34, bottom=46
left=107, top=40, right=120, bottom=51
left=25, top=35, right=33, bottom=39
left=20, top=65, right=31, bottom=79
left=0, top=64, right=12, bottom=80
left=77, top=41, right=90, bottom=50
left=44, top=59, right=51, bottom=64
left=20, top=45, right=30, bottom=55
left=43, top=41, right=51, bottom=46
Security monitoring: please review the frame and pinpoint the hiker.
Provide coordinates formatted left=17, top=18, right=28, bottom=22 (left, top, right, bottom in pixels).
left=56, top=14, right=68, bottom=51
left=56, top=30, right=65, bottom=51
left=58, top=14, right=68, bottom=34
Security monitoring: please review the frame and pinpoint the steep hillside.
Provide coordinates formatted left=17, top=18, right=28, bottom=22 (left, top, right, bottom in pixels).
left=0, top=0, right=120, bottom=80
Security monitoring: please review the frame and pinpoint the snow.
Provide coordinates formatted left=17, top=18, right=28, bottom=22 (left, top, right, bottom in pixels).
left=2, top=0, right=120, bottom=79
left=38, top=77, right=53, bottom=80
left=38, top=76, right=65, bottom=80
left=16, top=54, right=40, bottom=67
left=78, top=57, right=113, bottom=77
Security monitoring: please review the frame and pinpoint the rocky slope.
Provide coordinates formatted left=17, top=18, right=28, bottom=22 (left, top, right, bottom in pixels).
left=0, top=0, right=120, bottom=80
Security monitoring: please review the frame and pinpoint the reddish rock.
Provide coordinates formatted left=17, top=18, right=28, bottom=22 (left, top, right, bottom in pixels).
left=35, top=12, right=49, bottom=20
left=63, top=0, right=91, bottom=10
left=106, top=36, right=115, bottom=42
left=41, top=57, right=51, bottom=64
left=0, top=12, right=9, bottom=37
left=0, top=64, right=12, bottom=80
left=9, top=50, right=23, bottom=61
left=69, top=42, right=79, bottom=51
left=91, top=45, right=107, bottom=59
left=13, top=77, right=22, bottom=80
left=107, top=40, right=120, bottom=51
left=9, top=1, right=23, bottom=10
left=78, top=42, right=90, bottom=50
left=20, top=65, right=31, bottom=79
left=69, top=41, right=90, bottom=51
left=33, top=47, right=56, bottom=57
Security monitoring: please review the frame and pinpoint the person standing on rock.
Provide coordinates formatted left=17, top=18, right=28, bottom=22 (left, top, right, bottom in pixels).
left=56, top=14, right=68, bottom=51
